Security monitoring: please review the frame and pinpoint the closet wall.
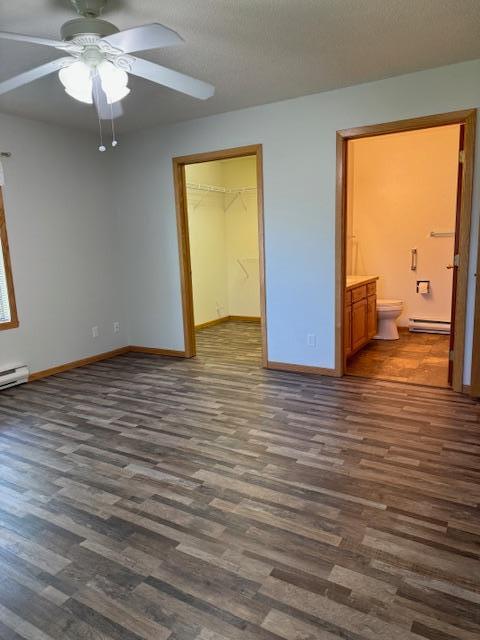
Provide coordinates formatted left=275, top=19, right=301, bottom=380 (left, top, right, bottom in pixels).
left=186, top=156, right=259, bottom=327
left=224, top=157, right=260, bottom=318
left=186, top=160, right=228, bottom=326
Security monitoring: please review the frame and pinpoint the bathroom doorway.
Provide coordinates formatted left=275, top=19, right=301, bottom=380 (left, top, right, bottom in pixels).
left=173, top=145, right=267, bottom=366
left=336, top=110, right=476, bottom=392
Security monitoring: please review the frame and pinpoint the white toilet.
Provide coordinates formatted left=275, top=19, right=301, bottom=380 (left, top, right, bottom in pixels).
left=375, top=299, right=404, bottom=340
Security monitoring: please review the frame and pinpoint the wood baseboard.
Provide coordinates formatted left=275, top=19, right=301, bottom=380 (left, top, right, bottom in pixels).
left=228, top=315, right=261, bottom=323
left=267, top=360, right=336, bottom=376
left=28, top=347, right=130, bottom=381
left=29, top=345, right=187, bottom=381
left=196, top=315, right=261, bottom=330
left=129, top=346, right=186, bottom=357
left=195, top=316, right=229, bottom=330
left=29, top=346, right=336, bottom=384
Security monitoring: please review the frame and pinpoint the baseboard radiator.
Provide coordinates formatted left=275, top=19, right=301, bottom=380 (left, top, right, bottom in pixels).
left=0, top=365, right=29, bottom=390
left=408, top=318, right=451, bottom=334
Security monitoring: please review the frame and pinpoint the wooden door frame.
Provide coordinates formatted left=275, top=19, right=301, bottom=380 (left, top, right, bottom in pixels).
left=472, top=250, right=480, bottom=395
left=335, top=109, right=477, bottom=393
left=173, top=144, right=268, bottom=366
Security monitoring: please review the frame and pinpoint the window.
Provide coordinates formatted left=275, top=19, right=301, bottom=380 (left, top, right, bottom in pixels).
left=0, top=188, right=18, bottom=330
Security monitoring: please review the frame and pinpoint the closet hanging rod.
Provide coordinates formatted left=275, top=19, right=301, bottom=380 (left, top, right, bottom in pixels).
left=186, top=181, right=256, bottom=194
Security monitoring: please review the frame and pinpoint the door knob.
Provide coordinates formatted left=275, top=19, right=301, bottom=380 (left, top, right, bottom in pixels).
left=446, top=264, right=455, bottom=269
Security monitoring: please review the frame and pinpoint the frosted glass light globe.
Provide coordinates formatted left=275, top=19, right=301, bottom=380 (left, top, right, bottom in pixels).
left=98, top=61, right=130, bottom=104
left=59, top=61, right=93, bottom=104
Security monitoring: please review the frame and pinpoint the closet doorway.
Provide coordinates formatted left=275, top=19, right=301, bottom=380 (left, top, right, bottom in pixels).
left=173, top=145, right=267, bottom=366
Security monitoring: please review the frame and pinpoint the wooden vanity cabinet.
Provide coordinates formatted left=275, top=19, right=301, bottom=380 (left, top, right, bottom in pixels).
left=345, top=279, right=377, bottom=358
left=345, top=292, right=352, bottom=358
left=351, top=298, right=368, bottom=352
left=367, top=294, right=377, bottom=339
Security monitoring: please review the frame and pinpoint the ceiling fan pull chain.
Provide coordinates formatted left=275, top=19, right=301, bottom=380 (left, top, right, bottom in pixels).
left=93, top=77, right=106, bottom=152
left=110, top=102, right=118, bottom=148
left=98, top=120, right=106, bottom=152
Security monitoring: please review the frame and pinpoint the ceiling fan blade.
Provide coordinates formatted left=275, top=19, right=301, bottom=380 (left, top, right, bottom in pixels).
left=0, top=31, right=65, bottom=49
left=0, top=57, right=72, bottom=96
left=102, top=23, right=183, bottom=53
left=92, top=76, right=124, bottom=120
left=129, top=57, right=215, bottom=100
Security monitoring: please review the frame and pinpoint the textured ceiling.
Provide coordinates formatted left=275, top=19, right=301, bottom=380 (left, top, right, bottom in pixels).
left=0, top=0, right=480, bottom=133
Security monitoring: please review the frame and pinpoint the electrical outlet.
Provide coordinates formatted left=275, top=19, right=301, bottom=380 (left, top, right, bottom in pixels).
left=307, top=333, right=316, bottom=347
left=113, top=322, right=120, bottom=333
left=92, top=326, right=99, bottom=338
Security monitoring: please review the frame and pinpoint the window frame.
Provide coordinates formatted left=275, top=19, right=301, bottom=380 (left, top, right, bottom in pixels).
left=0, top=188, right=18, bottom=331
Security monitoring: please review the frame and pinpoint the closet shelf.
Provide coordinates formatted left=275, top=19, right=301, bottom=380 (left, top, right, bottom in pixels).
left=186, top=182, right=256, bottom=212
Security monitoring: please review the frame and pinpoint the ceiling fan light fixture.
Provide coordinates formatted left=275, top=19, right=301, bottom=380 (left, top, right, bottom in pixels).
left=64, top=84, right=93, bottom=104
left=0, top=11, right=215, bottom=132
left=97, top=61, right=129, bottom=104
left=105, top=84, right=130, bottom=104
left=59, top=60, right=93, bottom=104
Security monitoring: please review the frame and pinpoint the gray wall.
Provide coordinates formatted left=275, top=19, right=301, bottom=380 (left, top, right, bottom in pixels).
left=1, top=58, right=479, bottom=384
left=0, top=113, right=127, bottom=374
left=113, top=59, right=480, bottom=383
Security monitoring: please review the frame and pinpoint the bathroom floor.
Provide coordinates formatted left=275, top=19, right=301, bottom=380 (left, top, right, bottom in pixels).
left=346, top=330, right=450, bottom=387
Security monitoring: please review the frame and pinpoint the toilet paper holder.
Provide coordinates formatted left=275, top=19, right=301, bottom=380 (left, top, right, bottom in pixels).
left=416, top=280, right=430, bottom=294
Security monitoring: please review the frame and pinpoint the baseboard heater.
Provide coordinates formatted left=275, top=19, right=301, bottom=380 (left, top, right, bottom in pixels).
left=0, top=365, right=29, bottom=390
left=408, top=318, right=451, bottom=334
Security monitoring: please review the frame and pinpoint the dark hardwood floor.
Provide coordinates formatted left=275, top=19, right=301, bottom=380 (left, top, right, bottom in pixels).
left=0, top=321, right=479, bottom=639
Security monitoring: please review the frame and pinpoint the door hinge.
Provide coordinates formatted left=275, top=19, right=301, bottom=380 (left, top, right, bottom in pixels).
left=454, top=253, right=460, bottom=267
left=449, top=350, right=454, bottom=361
left=459, top=149, right=465, bottom=164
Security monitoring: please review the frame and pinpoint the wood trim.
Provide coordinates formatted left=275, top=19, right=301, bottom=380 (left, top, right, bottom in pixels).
left=195, top=316, right=230, bottom=330
left=172, top=144, right=268, bottom=366
left=173, top=159, right=196, bottom=358
left=255, top=145, right=269, bottom=367
left=0, top=188, right=19, bottom=332
left=195, top=315, right=261, bottom=330
left=472, top=254, right=480, bottom=395
left=451, top=116, right=475, bottom=391
left=267, top=360, right=336, bottom=376
left=467, top=131, right=480, bottom=396
left=129, top=346, right=186, bottom=357
left=336, top=109, right=477, bottom=394
left=28, top=347, right=130, bottom=381
left=229, top=315, right=261, bottom=323
left=29, top=345, right=187, bottom=381
left=172, top=145, right=262, bottom=166
left=337, top=110, right=476, bottom=140
left=335, top=130, right=348, bottom=375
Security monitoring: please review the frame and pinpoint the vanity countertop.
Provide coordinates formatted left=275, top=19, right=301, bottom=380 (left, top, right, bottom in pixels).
left=346, top=275, right=379, bottom=290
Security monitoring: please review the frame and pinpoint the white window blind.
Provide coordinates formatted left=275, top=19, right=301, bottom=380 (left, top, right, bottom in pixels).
left=0, top=236, right=11, bottom=324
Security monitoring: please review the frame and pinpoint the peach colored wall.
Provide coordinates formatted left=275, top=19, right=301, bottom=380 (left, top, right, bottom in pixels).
left=347, top=124, right=460, bottom=327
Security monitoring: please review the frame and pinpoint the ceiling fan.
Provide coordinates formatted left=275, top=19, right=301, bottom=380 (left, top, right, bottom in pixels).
left=0, top=0, right=215, bottom=148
